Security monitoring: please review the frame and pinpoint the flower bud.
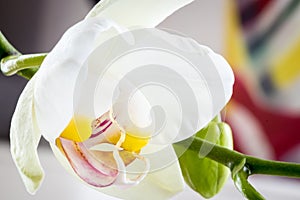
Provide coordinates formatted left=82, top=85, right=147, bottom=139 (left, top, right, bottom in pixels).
left=176, top=120, right=233, bottom=198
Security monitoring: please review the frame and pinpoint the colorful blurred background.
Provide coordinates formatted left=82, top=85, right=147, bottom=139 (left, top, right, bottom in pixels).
left=224, top=0, right=300, bottom=163
left=1, top=0, right=300, bottom=199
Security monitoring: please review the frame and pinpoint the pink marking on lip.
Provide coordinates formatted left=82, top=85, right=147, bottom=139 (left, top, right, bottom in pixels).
left=59, top=138, right=118, bottom=187
left=91, top=121, right=113, bottom=138
left=98, top=119, right=110, bottom=128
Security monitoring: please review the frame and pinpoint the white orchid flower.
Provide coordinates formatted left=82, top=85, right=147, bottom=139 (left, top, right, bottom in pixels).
left=10, top=0, right=234, bottom=200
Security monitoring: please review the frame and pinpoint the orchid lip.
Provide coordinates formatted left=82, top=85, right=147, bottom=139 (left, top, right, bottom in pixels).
left=57, top=108, right=151, bottom=188
left=59, top=137, right=118, bottom=187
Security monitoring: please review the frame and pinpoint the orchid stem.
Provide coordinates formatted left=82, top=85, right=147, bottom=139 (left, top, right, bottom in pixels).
left=174, top=137, right=300, bottom=199
left=0, top=31, right=47, bottom=79
left=1, top=54, right=46, bottom=79
left=175, top=137, right=300, bottom=178
left=0, top=31, right=20, bottom=59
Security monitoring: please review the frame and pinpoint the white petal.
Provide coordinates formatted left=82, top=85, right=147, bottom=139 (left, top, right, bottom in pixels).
left=10, top=76, right=44, bottom=194
left=86, top=0, right=195, bottom=28
left=34, top=17, right=114, bottom=143
left=51, top=143, right=184, bottom=200
left=34, top=0, right=197, bottom=143
left=77, top=28, right=234, bottom=145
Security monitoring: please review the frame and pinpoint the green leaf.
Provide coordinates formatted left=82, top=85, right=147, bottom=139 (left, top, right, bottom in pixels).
left=174, top=121, right=233, bottom=199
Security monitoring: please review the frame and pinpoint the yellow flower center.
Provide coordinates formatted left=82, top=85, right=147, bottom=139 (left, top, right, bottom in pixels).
left=59, top=116, right=149, bottom=152
left=60, top=116, right=92, bottom=142
left=106, top=132, right=149, bottom=153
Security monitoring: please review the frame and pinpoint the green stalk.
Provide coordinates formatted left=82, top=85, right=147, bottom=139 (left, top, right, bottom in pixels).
left=1, top=54, right=46, bottom=79
left=233, top=169, right=265, bottom=200
left=0, top=31, right=20, bottom=60
left=175, top=137, right=300, bottom=179
left=0, top=32, right=46, bottom=79
left=247, top=156, right=300, bottom=177
left=174, top=137, right=300, bottom=199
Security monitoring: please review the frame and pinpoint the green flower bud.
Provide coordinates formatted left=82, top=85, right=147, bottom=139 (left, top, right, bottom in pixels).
left=175, top=120, right=233, bottom=199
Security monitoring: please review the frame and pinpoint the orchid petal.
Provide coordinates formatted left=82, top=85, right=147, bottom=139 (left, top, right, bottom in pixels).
left=86, top=0, right=195, bottom=28
left=34, top=0, right=196, bottom=144
left=34, top=17, right=114, bottom=143
left=10, top=76, right=44, bottom=194
left=79, top=28, right=234, bottom=145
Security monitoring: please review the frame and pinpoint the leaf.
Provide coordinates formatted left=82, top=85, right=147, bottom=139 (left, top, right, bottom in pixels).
left=175, top=121, right=233, bottom=199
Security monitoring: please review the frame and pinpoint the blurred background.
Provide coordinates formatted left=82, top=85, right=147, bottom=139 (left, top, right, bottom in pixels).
left=1, top=0, right=300, bottom=199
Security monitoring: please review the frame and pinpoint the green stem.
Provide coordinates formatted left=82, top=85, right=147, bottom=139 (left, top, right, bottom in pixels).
left=233, top=168, right=265, bottom=200
left=175, top=137, right=300, bottom=199
left=247, top=156, right=300, bottom=177
left=0, top=31, right=46, bottom=79
left=175, top=137, right=300, bottom=179
left=0, top=31, right=20, bottom=60
left=1, top=54, right=46, bottom=79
